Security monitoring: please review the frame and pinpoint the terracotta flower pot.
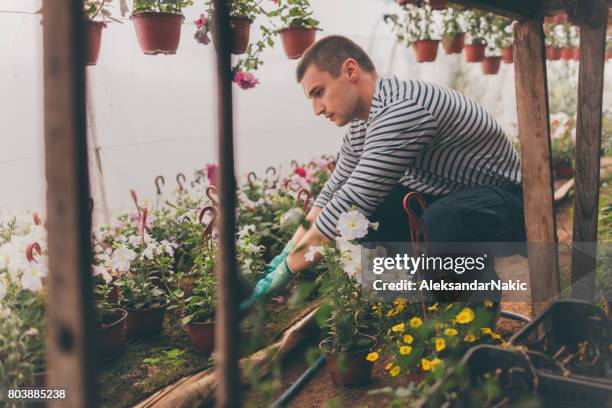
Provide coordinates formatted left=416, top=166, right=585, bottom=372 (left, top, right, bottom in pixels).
left=229, top=17, right=251, bottom=55
left=544, top=15, right=556, bottom=24
left=481, top=56, right=501, bottom=75
left=279, top=27, right=316, bottom=59
left=125, top=307, right=166, bottom=337
left=554, top=165, right=574, bottom=179
left=561, top=47, right=575, bottom=60
left=546, top=46, right=562, bottom=60
left=86, top=20, right=105, bottom=65
left=606, top=50, right=612, bottom=61
left=464, top=43, right=486, bottom=62
left=555, top=12, right=567, bottom=25
left=442, top=34, right=464, bottom=54
left=413, top=39, right=439, bottom=63
left=131, top=12, right=184, bottom=55
left=501, top=47, right=513, bottom=63
left=185, top=321, right=215, bottom=355
left=428, top=0, right=448, bottom=10
left=320, top=336, right=376, bottom=388
left=573, top=47, right=580, bottom=61
left=96, top=308, right=127, bottom=361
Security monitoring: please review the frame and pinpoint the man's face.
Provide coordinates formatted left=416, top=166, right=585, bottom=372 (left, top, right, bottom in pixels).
left=300, top=63, right=360, bottom=127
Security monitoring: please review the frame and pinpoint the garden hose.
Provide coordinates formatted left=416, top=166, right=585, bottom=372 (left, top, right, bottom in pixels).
left=499, top=309, right=532, bottom=323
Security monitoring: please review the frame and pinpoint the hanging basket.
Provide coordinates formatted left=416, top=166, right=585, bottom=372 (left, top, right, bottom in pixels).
left=279, top=27, right=316, bottom=59
left=229, top=17, right=251, bottom=55
left=481, top=56, right=501, bottom=75
left=442, top=33, right=464, bottom=54
left=86, top=20, right=105, bottom=65
left=413, top=39, right=439, bottom=62
left=501, top=46, right=514, bottom=63
left=131, top=12, right=184, bottom=55
left=464, top=43, right=486, bottom=62
left=546, top=46, right=562, bottom=60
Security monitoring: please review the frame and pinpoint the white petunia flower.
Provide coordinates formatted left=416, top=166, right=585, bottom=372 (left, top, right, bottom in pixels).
left=304, top=245, right=324, bottom=262
left=0, top=279, right=6, bottom=300
left=337, top=210, right=370, bottom=240
left=92, top=264, right=112, bottom=284
left=336, top=239, right=363, bottom=279
left=142, top=244, right=156, bottom=260
left=238, top=225, right=256, bottom=239
left=20, top=263, right=45, bottom=292
left=111, top=246, right=136, bottom=273
left=246, top=243, right=263, bottom=255
left=0, top=306, right=11, bottom=319
left=25, top=327, right=39, bottom=337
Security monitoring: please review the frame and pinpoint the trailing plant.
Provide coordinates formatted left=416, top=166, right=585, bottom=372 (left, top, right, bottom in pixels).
left=132, top=0, right=193, bottom=14
left=441, top=6, right=466, bottom=39
left=385, top=5, right=439, bottom=46
left=465, top=9, right=487, bottom=45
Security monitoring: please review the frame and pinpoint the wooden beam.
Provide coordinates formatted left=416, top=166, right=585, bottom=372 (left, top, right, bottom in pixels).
left=570, top=0, right=607, bottom=302
left=42, top=0, right=96, bottom=407
left=212, top=0, right=240, bottom=406
left=449, top=0, right=541, bottom=20
left=513, top=20, right=560, bottom=316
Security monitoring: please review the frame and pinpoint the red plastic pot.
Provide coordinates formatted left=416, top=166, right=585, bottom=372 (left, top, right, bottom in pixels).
left=606, top=50, right=612, bottom=61
left=546, top=46, right=562, bottom=60
left=320, top=336, right=376, bottom=388
left=125, top=307, right=166, bottom=337
left=230, top=17, right=251, bottom=55
left=501, top=47, right=514, bottom=63
left=279, top=27, right=316, bottom=59
left=464, top=43, right=486, bottom=62
left=573, top=47, right=580, bottom=61
left=86, top=20, right=105, bottom=65
left=442, top=34, right=464, bottom=54
left=413, top=39, right=439, bottom=63
left=428, top=0, right=448, bottom=10
left=131, top=12, right=184, bottom=55
left=481, top=56, right=501, bottom=75
left=96, top=308, right=127, bottom=361
left=561, top=47, right=575, bottom=60
left=185, top=321, right=215, bottom=355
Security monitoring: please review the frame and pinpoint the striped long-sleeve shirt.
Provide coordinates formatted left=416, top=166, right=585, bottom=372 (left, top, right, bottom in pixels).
left=314, top=76, right=521, bottom=240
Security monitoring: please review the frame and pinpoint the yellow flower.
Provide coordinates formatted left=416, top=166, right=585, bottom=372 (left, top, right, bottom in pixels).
left=501, top=341, right=509, bottom=348
left=391, top=323, right=405, bottom=333
left=435, top=322, right=445, bottom=330
left=385, top=362, right=394, bottom=370
left=435, top=338, right=446, bottom=352
left=372, top=303, right=382, bottom=316
left=366, top=352, right=379, bottom=362
left=480, top=327, right=492, bottom=334
left=399, top=345, right=412, bottom=355
left=456, top=308, right=475, bottom=324
left=430, top=358, right=442, bottom=370
left=491, top=333, right=502, bottom=340
left=484, top=300, right=493, bottom=308
left=410, top=317, right=423, bottom=328
left=444, top=328, right=458, bottom=337
left=446, top=304, right=454, bottom=310
left=387, top=308, right=399, bottom=317
left=403, top=334, right=414, bottom=344
left=464, top=333, right=476, bottom=342
left=421, top=358, right=431, bottom=371
left=427, top=303, right=439, bottom=311
left=393, top=297, right=407, bottom=308
left=390, top=365, right=401, bottom=377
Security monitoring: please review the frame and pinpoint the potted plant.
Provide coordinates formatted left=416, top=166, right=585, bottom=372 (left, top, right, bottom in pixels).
left=83, top=1, right=113, bottom=65
left=545, top=24, right=562, bottom=60
left=464, top=10, right=487, bottom=62
left=560, top=25, right=578, bottom=61
left=481, top=54, right=501, bottom=75
left=194, top=0, right=261, bottom=55
left=490, top=16, right=513, bottom=64
left=130, top=0, right=192, bottom=55
left=315, top=210, right=379, bottom=387
left=271, top=0, right=321, bottom=59
left=441, top=7, right=466, bottom=55
left=385, top=6, right=440, bottom=63
left=93, top=272, right=128, bottom=361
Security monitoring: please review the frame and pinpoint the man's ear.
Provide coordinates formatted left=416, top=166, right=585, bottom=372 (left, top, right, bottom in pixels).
left=343, top=58, right=359, bottom=82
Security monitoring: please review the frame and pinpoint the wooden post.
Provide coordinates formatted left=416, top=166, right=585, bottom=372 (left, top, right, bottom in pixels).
left=212, top=0, right=240, bottom=406
left=513, top=20, right=560, bottom=316
left=42, top=0, right=96, bottom=407
left=570, top=0, right=607, bottom=302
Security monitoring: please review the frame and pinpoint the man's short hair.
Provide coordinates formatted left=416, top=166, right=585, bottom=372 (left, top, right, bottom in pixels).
left=296, top=35, right=376, bottom=83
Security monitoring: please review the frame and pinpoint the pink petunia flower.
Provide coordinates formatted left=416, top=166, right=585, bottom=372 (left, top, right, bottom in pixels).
left=295, top=166, right=306, bottom=178
left=194, top=14, right=207, bottom=29
left=233, top=71, right=259, bottom=90
left=206, top=163, right=218, bottom=187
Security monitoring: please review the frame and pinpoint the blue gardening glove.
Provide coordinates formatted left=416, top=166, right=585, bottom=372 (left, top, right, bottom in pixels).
left=266, top=241, right=296, bottom=273
left=240, top=259, right=295, bottom=311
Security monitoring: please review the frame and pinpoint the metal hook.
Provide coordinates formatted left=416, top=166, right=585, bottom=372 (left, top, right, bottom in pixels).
left=206, top=186, right=219, bottom=207
left=26, top=242, right=42, bottom=263
left=198, top=206, right=218, bottom=239
left=176, top=173, right=186, bottom=193
left=130, top=189, right=141, bottom=219
left=247, top=171, right=257, bottom=189
left=33, top=212, right=41, bottom=226
left=296, top=188, right=311, bottom=211
left=155, top=175, right=165, bottom=195
left=265, top=166, right=277, bottom=177
left=283, top=179, right=293, bottom=191
left=290, top=160, right=299, bottom=168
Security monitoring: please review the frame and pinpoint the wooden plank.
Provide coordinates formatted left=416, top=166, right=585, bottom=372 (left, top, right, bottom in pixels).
left=42, top=0, right=96, bottom=407
left=449, top=0, right=540, bottom=20
left=513, top=20, right=560, bottom=316
left=570, top=0, right=607, bottom=302
left=211, top=0, right=240, bottom=406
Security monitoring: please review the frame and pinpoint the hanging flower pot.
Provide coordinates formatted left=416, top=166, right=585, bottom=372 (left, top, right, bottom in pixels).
left=481, top=56, right=502, bottom=75
left=442, top=33, right=465, bottom=54
left=86, top=20, right=105, bottom=65
left=229, top=17, right=251, bottom=55
left=464, top=43, right=486, bottom=62
left=185, top=321, right=215, bottom=355
left=544, top=15, right=556, bottom=24
left=413, top=40, right=439, bottom=63
left=501, top=47, right=514, bottom=63
left=131, top=12, right=184, bottom=55
left=125, top=306, right=166, bottom=337
left=96, top=308, right=127, bottom=361
left=561, top=47, right=575, bottom=60
left=546, top=46, right=562, bottom=60
left=279, top=27, right=317, bottom=59
left=428, top=0, right=448, bottom=10
left=573, top=47, right=580, bottom=61
left=320, top=335, right=376, bottom=388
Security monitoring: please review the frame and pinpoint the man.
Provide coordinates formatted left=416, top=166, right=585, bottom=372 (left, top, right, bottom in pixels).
left=240, top=35, right=525, bottom=310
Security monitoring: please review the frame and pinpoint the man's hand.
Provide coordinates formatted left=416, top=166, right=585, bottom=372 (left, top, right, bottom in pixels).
left=239, top=259, right=295, bottom=311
